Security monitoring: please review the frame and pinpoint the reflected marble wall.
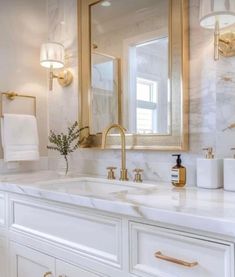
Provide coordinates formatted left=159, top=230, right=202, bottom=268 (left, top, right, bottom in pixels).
left=48, top=0, right=235, bottom=186
left=91, top=53, right=119, bottom=134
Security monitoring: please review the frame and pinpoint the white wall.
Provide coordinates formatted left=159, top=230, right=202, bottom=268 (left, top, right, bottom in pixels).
left=0, top=0, right=49, bottom=172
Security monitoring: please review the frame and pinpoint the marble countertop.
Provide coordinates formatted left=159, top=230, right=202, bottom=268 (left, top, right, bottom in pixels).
left=0, top=170, right=235, bottom=238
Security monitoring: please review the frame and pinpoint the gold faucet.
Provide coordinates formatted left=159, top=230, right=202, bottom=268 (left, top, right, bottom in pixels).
left=101, top=124, right=128, bottom=181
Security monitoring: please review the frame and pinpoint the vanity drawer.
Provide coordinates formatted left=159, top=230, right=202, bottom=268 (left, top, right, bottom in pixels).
left=130, top=222, right=234, bottom=277
left=9, top=196, right=122, bottom=267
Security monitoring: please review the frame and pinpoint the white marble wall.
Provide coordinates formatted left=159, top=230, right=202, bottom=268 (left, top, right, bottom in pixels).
left=47, top=0, right=78, bottom=133
left=48, top=0, right=235, bottom=186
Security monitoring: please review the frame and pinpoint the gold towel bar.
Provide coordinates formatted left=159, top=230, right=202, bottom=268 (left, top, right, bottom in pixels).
left=0, top=91, right=37, bottom=118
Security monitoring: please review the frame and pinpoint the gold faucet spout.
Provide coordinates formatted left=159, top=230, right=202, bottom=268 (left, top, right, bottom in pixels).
left=102, top=124, right=128, bottom=181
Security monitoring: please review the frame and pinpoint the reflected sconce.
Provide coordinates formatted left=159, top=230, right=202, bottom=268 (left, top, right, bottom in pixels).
left=40, top=42, right=73, bottom=91
left=199, top=0, right=235, bottom=60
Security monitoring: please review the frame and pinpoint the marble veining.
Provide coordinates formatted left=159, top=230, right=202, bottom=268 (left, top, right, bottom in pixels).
left=46, top=0, right=235, bottom=186
left=1, top=171, right=235, bottom=238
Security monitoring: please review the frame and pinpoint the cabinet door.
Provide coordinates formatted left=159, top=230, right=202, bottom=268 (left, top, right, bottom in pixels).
left=10, top=242, right=55, bottom=277
left=56, top=260, right=104, bottom=277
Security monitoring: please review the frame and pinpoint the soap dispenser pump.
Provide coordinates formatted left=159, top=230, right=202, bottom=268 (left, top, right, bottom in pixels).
left=224, top=148, right=235, bottom=191
left=197, top=147, right=223, bottom=189
left=203, top=147, right=214, bottom=159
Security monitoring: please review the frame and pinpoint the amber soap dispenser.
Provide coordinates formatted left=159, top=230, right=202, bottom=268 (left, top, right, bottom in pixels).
left=171, top=154, right=186, bottom=187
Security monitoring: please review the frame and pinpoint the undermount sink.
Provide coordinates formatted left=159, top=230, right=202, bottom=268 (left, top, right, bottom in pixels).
left=34, top=177, right=153, bottom=197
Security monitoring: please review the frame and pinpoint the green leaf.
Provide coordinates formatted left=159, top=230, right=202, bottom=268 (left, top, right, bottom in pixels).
left=47, top=124, right=89, bottom=158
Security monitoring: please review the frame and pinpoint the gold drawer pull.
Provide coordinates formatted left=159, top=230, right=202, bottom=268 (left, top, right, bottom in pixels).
left=43, top=272, right=52, bottom=277
left=155, top=251, right=198, bottom=268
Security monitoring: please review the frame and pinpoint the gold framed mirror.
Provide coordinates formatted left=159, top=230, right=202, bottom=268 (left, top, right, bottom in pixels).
left=79, top=0, right=189, bottom=150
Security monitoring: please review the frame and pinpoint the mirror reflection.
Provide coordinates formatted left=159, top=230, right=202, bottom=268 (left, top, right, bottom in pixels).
left=90, top=0, right=170, bottom=135
left=91, top=51, right=120, bottom=134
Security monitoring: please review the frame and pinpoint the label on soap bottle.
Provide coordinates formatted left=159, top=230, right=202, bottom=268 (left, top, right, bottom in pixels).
left=171, top=169, right=179, bottom=182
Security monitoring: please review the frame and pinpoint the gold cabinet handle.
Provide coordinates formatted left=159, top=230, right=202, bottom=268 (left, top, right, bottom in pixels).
left=155, top=251, right=198, bottom=268
left=43, top=272, right=52, bottom=277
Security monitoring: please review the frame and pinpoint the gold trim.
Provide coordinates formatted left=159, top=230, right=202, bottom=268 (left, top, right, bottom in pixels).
left=155, top=251, right=198, bottom=268
left=0, top=91, right=37, bottom=118
left=78, top=0, right=189, bottom=150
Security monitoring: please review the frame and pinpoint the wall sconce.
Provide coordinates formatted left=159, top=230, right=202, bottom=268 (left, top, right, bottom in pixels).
left=40, top=42, right=73, bottom=91
left=199, top=0, right=235, bottom=60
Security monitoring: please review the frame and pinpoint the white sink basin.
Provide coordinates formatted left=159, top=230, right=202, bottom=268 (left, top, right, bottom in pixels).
left=34, top=177, right=153, bottom=197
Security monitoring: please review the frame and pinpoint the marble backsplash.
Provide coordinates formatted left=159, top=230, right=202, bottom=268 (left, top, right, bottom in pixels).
left=46, top=0, right=235, bottom=186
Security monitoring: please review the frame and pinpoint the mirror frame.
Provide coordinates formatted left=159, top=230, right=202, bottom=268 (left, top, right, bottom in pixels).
left=78, top=0, right=189, bottom=150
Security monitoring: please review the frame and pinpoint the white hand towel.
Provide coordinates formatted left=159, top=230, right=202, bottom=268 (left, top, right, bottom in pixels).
left=1, top=114, right=39, bottom=162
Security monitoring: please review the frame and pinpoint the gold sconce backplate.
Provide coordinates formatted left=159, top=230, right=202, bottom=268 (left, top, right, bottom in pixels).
left=57, top=70, right=73, bottom=87
left=219, top=32, right=235, bottom=57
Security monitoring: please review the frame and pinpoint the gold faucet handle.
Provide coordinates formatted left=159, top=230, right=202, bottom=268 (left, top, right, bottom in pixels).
left=134, top=168, right=143, bottom=173
left=133, top=168, right=143, bottom=183
left=107, top=167, right=117, bottom=180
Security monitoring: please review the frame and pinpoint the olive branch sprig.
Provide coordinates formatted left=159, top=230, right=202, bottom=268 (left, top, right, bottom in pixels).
left=47, top=122, right=88, bottom=174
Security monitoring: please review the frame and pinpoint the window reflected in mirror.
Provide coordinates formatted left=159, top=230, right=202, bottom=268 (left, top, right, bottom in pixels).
left=127, top=37, right=170, bottom=134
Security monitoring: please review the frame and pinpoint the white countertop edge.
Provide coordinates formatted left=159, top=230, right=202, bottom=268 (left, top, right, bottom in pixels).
left=0, top=179, right=235, bottom=238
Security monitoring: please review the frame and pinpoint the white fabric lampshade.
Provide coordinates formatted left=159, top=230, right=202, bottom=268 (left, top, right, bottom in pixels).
left=199, top=0, right=235, bottom=29
left=40, top=42, right=65, bottom=69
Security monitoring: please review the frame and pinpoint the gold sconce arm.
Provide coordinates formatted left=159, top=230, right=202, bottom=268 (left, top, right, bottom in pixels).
left=49, top=67, right=73, bottom=91
left=49, top=67, right=54, bottom=91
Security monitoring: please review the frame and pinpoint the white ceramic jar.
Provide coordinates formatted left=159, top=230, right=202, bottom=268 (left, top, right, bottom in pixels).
left=197, top=148, right=223, bottom=189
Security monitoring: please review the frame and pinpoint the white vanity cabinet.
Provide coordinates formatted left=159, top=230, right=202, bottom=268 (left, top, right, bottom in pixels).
left=9, top=242, right=105, bottom=277
left=1, top=191, right=235, bottom=277
left=9, top=242, right=55, bottom=277
left=8, top=195, right=122, bottom=267
left=130, top=222, right=234, bottom=277
left=56, top=260, right=105, bottom=277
